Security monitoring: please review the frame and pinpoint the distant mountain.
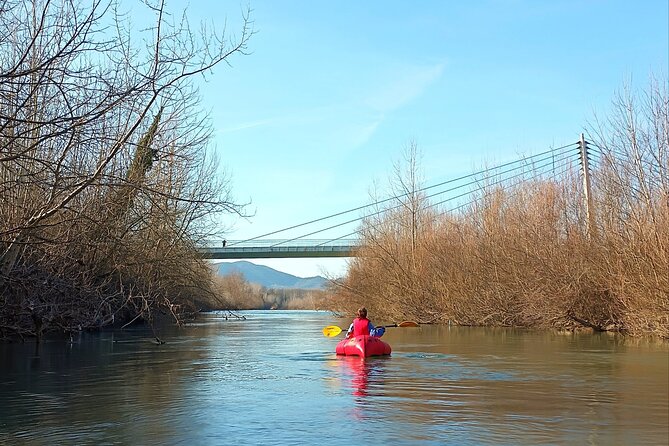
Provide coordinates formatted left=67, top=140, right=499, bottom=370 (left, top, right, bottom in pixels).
left=215, top=261, right=329, bottom=290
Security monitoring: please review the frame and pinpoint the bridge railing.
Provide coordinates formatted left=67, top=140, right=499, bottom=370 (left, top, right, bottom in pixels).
left=201, top=239, right=360, bottom=248
left=198, top=239, right=360, bottom=259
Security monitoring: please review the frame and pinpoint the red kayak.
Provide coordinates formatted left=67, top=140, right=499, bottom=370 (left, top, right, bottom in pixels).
left=335, top=335, right=391, bottom=357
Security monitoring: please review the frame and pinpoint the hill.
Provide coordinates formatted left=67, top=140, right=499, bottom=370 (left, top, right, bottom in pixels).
left=215, top=261, right=329, bottom=290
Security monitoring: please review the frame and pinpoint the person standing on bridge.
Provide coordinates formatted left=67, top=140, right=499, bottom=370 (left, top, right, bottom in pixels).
left=345, top=307, right=379, bottom=338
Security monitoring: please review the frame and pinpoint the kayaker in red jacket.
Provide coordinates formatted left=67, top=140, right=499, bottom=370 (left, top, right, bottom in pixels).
left=345, top=307, right=376, bottom=338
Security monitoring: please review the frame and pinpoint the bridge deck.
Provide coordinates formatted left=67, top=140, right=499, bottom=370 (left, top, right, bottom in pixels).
left=198, top=239, right=358, bottom=259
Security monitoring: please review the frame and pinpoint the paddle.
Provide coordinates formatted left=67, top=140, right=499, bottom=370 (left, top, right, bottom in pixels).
left=322, top=321, right=419, bottom=337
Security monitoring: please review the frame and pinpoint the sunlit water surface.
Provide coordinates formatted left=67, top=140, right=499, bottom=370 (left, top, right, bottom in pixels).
left=1, top=310, right=667, bottom=445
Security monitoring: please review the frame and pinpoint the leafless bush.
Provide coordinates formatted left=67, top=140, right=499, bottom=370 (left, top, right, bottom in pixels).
left=210, top=272, right=332, bottom=310
left=332, top=79, right=668, bottom=338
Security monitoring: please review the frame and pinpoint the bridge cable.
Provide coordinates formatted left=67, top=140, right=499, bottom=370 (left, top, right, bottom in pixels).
left=236, top=142, right=579, bottom=245
left=325, top=151, right=580, bottom=243
left=276, top=149, right=579, bottom=246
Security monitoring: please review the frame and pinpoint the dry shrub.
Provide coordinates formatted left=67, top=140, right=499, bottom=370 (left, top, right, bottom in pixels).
left=211, top=273, right=264, bottom=310
left=211, top=272, right=333, bottom=311
left=332, top=79, right=668, bottom=338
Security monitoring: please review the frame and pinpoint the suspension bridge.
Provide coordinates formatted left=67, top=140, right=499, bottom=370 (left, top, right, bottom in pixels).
left=198, top=136, right=609, bottom=260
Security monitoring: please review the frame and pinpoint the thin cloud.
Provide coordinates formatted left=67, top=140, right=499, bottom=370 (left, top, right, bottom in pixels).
left=219, top=118, right=278, bottom=134
left=219, top=105, right=330, bottom=134
left=218, top=62, right=445, bottom=156
left=348, top=116, right=384, bottom=149
left=365, top=62, right=446, bottom=114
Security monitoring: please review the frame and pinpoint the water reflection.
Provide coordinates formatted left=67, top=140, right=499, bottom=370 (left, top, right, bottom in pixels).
left=339, top=356, right=371, bottom=396
left=0, top=311, right=667, bottom=446
left=327, top=354, right=393, bottom=400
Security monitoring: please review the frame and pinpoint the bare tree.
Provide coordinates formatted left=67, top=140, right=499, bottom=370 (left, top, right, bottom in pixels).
left=0, top=0, right=253, bottom=338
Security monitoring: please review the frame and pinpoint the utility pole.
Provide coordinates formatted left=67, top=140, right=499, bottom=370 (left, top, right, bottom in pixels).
left=579, top=133, right=596, bottom=239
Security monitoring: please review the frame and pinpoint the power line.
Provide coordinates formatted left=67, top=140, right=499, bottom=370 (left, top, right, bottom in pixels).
left=588, top=144, right=665, bottom=171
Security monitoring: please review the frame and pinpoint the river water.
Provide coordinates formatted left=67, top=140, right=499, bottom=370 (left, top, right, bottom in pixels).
left=0, top=310, right=667, bottom=445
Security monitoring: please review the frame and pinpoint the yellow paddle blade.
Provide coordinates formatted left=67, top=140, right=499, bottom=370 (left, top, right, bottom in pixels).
left=322, top=325, right=343, bottom=337
left=397, top=321, right=419, bottom=327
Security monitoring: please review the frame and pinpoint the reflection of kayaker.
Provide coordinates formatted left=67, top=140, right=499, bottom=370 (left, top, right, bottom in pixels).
left=345, top=357, right=370, bottom=396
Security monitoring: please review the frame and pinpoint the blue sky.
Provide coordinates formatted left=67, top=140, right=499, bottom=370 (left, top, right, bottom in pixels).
left=177, top=0, right=667, bottom=277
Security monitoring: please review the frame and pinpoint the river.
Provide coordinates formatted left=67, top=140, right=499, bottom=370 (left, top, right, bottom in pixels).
left=1, top=310, right=667, bottom=445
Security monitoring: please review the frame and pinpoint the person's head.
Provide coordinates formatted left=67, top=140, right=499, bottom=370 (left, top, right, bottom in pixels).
left=356, top=307, right=367, bottom=319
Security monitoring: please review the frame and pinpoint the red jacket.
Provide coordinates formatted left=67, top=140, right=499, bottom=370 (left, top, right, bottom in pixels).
left=352, top=317, right=371, bottom=336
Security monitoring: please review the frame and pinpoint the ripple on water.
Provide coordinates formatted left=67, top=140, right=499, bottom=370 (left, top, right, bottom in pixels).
left=0, top=311, right=666, bottom=446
